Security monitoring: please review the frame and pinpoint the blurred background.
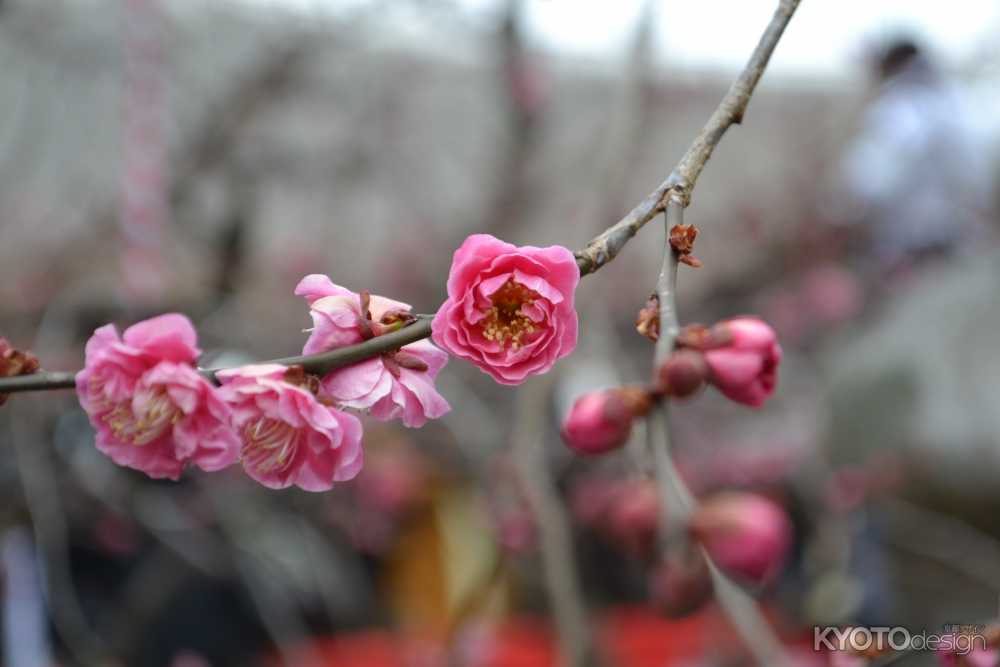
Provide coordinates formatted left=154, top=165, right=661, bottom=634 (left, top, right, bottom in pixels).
left=1, top=0, right=1000, bottom=665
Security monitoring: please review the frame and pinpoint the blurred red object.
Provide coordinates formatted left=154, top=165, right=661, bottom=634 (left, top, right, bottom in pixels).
left=267, top=605, right=823, bottom=667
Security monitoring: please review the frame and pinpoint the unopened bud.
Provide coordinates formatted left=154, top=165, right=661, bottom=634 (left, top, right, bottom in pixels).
left=0, top=338, right=40, bottom=407
left=655, top=349, right=708, bottom=399
left=635, top=294, right=660, bottom=342
left=561, top=387, right=650, bottom=455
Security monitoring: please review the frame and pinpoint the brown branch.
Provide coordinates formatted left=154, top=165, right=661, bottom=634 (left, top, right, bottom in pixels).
left=575, top=0, right=801, bottom=276
left=0, top=316, right=434, bottom=394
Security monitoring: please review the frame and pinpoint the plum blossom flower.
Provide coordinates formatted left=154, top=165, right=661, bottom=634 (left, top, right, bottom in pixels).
left=432, top=234, right=579, bottom=385
left=217, top=364, right=363, bottom=491
left=295, top=275, right=450, bottom=428
left=76, top=314, right=238, bottom=480
left=689, top=491, right=792, bottom=587
left=700, top=317, right=782, bottom=408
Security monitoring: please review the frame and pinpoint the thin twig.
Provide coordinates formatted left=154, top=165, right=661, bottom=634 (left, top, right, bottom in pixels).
left=575, top=0, right=802, bottom=275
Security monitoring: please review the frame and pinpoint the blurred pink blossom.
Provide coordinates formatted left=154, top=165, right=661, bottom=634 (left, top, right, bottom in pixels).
left=801, top=264, right=863, bottom=328
left=76, top=314, right=238, bottom=480
left=432, top=234, right=579, bottom=385
left=217, top=364, right=363, bottom=491
left=690, top=491, right=792, bottom=587
left=938, top=645, right=999, bottom=667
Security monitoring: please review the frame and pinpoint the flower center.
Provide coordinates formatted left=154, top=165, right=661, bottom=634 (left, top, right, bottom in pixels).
left=480, top=280, right=538, bottom=350
left=241, top=418, right=299, bottom=473
left=102, top=386, right=181, bottom=446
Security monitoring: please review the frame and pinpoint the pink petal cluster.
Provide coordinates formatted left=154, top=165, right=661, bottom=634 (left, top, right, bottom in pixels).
left=703, top=317, right=782, bottom=408
left=689, top=491, right=792, bottom=587
left=76, top=314, right=239, bottom=480
left=216, top=364, right=363, bottom=491
left=432, top=234, right=579, bottom=385
left=296, top=275, right=450, bottom=428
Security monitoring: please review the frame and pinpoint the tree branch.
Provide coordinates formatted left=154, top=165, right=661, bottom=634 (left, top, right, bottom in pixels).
left=0, top=0, right=801, bottom=397
left=649, top=204, right=790, bottom=667
left=575, top=0, right=801, bottom=276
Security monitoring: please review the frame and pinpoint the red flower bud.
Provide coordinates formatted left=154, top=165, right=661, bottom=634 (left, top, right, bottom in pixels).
left=689, top=491, right=792, bottom=587
left=655, top=349, right=708, bottom=399
left=561, top=387, right=650, bottom=455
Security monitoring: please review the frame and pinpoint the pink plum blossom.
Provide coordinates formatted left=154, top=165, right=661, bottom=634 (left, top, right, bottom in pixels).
left=432, top=234, right=579, bottom=385
left=702, top=317, right=782, bottom=407
left=295, top=275, right=450, bottom=428
left=689, top=491, right=792, bottom=587
left=216, top=364, right=363, bottom=491
left=76, top=314, right=239, bottom=480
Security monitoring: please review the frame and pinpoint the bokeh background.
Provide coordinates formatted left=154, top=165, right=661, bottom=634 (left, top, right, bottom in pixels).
left=1, top=0, right=1000, bottom=665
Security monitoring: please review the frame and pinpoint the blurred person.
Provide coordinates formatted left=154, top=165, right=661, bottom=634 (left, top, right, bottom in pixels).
left=835, top=38, right=994, bottom=281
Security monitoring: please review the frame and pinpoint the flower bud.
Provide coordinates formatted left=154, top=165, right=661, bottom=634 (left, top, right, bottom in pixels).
left=701, top=317, right=781, bottom=408
left=655, top=349, right=708, bottom=399
left=635, top=294, right=660, bottom=342
left=0, top=338, right=40, bottom=407
left=689, top=492, right=791, bottom=587
left=560, top=387, right=650, bottom=455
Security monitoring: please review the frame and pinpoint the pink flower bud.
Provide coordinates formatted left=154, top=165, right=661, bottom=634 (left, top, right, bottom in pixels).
left=655, top=349, right=708, bottom=399
left=702, top=317, right=782, bottom=408
left=560, top=388, right=650, bottom=455
left=689, top=492, right=792, bottom=587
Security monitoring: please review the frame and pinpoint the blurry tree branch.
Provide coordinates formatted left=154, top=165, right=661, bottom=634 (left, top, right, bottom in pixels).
left=9, top=406, right=105, bottom=665
left=512, top=374, right=601, bottom=667
left=169, top=41, right=317, bottom=214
